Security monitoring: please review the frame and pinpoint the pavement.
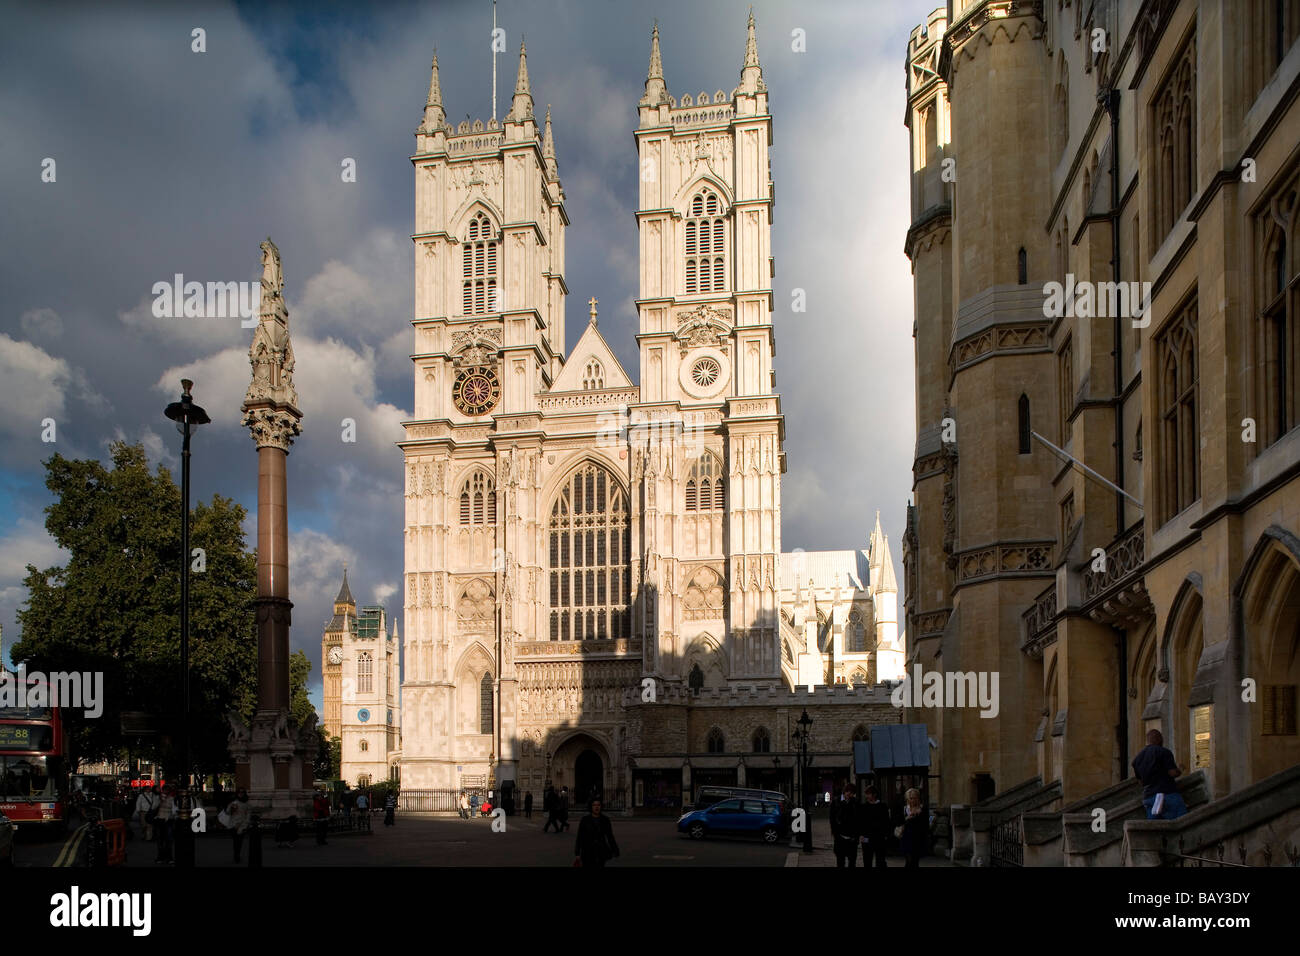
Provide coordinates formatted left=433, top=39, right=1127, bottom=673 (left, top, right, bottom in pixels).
left=20, top=812, right=955, bottom=868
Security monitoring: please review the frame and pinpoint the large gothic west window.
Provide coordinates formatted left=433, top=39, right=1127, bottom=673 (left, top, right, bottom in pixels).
left=462, top=212, right=499, bottom=315
left=479, top=672, right=493, bottom=734
left=459, top=470, right=497, bottom=526
left=685, top=188, right=727, bottom=295
left=548, top=463, right=631, bottom=641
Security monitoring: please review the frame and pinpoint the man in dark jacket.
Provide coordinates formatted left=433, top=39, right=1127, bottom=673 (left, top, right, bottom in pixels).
left=559, top=787, right=571, bottom=831
left=859, top=785, right=891, bottom=867
left=542, top=787, right=559, bottom=832
left=574, top=798, right=620, bottom=867
left=829, top=783, right=862, bottom=867
left=1132, top=729, right=1187, bottom=819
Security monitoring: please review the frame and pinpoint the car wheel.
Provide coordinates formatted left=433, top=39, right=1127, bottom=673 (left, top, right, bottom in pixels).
left=761, top=825, right=779, bottom=844
left=688, top=822, right=706, bottom=840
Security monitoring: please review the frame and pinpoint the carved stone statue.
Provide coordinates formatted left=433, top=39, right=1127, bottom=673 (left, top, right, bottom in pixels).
left=271, top=708, right=291, bottom=741
left=227, top=712, right=250, bottom=744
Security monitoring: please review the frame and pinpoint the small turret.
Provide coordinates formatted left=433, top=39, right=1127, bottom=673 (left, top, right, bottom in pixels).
left=421, top=50, right=445, bottom=132
left=506, top=39, right=534, bottom=123
left=737, top=10, right=766, bottom=96
left=640, top=22, right=669, bottom=108
left=543, top=105, right=558, bottom=180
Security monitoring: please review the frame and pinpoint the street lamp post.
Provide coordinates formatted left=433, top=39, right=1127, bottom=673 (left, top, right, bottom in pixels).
left=164, top=379, right=209, bottom=869
left=793, top=708, right=814, bottom=853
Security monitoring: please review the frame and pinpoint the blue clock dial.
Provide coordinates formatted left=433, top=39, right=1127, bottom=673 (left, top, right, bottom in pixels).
left=357, top=708, right=371, bottom=723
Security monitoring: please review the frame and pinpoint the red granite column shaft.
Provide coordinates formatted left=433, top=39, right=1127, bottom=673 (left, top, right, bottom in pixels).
left=257, top=444, right=290, bottom=713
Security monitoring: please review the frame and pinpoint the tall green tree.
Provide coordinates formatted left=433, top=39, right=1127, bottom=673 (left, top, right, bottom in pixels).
left=15, top=442, right=257, bottom=775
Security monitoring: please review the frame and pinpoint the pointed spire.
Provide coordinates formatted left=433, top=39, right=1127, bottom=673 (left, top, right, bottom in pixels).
left=640, top=21, right=669, bottom=108
left=335, top=565, right=354, bottom=607
left=738, top=9, right=766, bottom=95
left=543, top=105, right=558, bottom=179
left=507, top=38, right=534, bottom=122
left=422, top=49, right=445, bottom=131
left=876, top=536, right=898, bottom=593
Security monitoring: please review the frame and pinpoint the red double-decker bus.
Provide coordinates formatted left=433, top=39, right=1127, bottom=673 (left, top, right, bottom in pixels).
left=0, top=679, right=68, bottom=830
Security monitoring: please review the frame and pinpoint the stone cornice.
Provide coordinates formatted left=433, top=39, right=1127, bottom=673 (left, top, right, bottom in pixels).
left=904, top=203, right=952, bottom=259
left=953, top=540, right=1055, bottom=587
left=940, top=0, right=1045, bottom=84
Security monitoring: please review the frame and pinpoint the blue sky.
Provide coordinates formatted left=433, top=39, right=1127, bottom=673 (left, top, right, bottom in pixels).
left=0, top=0, right=927, bottom=711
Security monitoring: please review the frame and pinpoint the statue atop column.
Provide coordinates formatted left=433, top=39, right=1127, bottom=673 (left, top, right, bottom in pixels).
left=242, top=238, right=301, bottom=448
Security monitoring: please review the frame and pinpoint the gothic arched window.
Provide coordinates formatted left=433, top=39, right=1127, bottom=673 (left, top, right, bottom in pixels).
left=358, top=652, right=373, bottom=694
left=479, top=672, right=494, bottom=735
left=582, top=358, right=604, bottom=390
left=847, top=609, right=865, bottom=652
left=707, top=727, right=725, bottom=753
left=752, top=727, right=771, bottom=752
left=359, top=739, right=369, bottom=753
left=851, top=725, right=870, bottom=743
left=685, top=452, right=725, bottom=512
left=548, top=462, right=631, bottom=641
left=1157, top=298, right=1200, bottom=523
left=458, top=471, right=497, bottom=526
left=462, top=212, right=500, bottom=315
left=685, top=188, right=727, bottom=295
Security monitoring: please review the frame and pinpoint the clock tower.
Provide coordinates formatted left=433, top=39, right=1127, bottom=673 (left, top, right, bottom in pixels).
left=320, top=566, right=355, bottom=742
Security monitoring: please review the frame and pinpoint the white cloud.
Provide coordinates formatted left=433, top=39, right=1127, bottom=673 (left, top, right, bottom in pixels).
left=20, top=307, right=63, bottom=338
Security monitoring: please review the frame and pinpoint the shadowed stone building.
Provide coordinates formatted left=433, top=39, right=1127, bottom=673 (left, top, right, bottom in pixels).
left=904, top=0, right=1300, bottom=862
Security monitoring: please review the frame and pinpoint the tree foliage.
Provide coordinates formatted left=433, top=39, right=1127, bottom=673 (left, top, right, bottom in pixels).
left=14, top=442, right=257, bottom=775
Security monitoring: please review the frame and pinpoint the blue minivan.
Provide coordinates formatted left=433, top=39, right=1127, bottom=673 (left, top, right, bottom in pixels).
left=677, top=797, right=785, bottom=843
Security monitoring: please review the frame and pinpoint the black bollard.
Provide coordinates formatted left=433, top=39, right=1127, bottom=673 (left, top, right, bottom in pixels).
left=248, top=814, right=263, bottom=867
left=87, top=819, right=107, bottom=868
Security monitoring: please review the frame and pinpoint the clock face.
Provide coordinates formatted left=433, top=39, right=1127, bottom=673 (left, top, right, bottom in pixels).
left=328, top=647, right=343, bottom=665
left=453, top=366, right=501, bottom=416
left=357, top=708, right=371, bottom=723
left=387, top=709, right=394, bottom=725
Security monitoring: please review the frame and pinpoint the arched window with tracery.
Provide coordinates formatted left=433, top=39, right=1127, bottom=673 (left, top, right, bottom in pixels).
left=1157, top=297, right=1200, bottom=523
left=462, top=212, right=499, bottom=315
left=847, top=609, right=865, bottom=652
left=707, top=727, right=725, bottom=753
left=548, top=462, right=631, bottom=641
left=752, top=727, right=771, bottom=753
left=582, top=358, right=604, bottom=390
left=479, top=672, right=494, bottom=735
left=685, top=452, right=725, bottom=512
left=358, top=652, right=373, bottom=694
left=1153, top=35, right=1196, bottom=241
left=459, top=471, right=497, bottom=526
left=685, top=188, right=727, bottom=294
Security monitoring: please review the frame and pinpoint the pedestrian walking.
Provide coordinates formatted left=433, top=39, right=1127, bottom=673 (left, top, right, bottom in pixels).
left=313, top=791, right=331, bottom=845
left=356, top=791, right=369, bottom=815
left=219, top=789, right=252, bottom=863
left=469, top=791, right=481, bottom=818
left=459, top=791, right=471, bottom=819
left=384, top=792, right=397, bottom=827
left=343, top=789, right=354, bottom=822
left=524, top=790, right=533, bottom=819
left=134, top=786, right=159, bottom=843
left=542, top=787, right=559, bottom=832
left=573, top=798, right=620, bottom=867
left=154, top=786, right=177, bottom=864
left=860, top=785, right=890, bottom=868
left=559, top=787, right=570, bottom=831
left=1132, top=729, right=1188, bottom=820
left=898, top=787, right=929, bottom=868
left=830, top=783, right=862, bottom=867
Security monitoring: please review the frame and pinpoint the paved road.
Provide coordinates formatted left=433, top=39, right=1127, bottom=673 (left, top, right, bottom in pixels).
left=18, top=813, right=803, bottom=868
